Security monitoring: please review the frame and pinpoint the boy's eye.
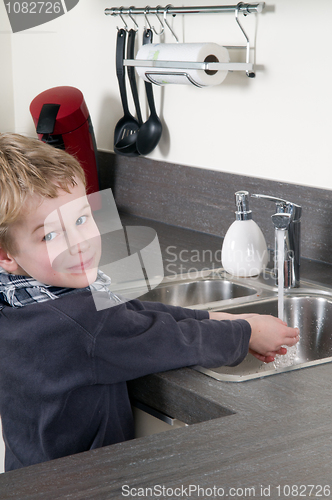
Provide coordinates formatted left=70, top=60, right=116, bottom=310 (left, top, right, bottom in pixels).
left=76, top=215, right=87, bottom=226
left=43, top=231, right=57, bottom=242
left=43, top=214, right=88, bottom=241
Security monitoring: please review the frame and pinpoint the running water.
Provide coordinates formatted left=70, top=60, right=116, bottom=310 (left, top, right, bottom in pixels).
left=273, top=229, right=297, bottom=369
left=277, top=230, right=285, bottom=323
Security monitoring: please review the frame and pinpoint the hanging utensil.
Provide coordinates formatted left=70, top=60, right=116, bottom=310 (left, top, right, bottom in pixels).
left=136, top=28, right=163, bottom=156
left=114, top=28, right=140, bottom=156
left=127, top=28, right=143, bottom=126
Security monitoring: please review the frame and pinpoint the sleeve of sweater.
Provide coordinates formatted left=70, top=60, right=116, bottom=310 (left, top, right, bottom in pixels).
left=126, top=299, right=210, bottom=321
left=89, top=295, right=251, bottom=385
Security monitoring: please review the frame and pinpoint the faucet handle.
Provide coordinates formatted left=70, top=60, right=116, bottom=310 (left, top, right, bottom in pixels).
left=251, top=194, right=302, bottom=221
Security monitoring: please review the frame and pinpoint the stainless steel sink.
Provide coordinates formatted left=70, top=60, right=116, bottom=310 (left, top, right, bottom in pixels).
left=195, top=291, right=332, bottom=382
left=120, top=268, right=332, bottom=381
left=136, top=278, right=258, bottom=308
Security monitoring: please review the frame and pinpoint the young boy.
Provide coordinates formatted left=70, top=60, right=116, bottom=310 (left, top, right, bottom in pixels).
left=0, top=133, right=299, bottom=472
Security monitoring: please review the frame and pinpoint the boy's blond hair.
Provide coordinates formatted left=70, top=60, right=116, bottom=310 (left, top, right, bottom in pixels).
left=0, top=133, right=86, bottom=255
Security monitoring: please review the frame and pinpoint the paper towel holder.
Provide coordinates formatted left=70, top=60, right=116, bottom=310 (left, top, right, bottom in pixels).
left=235, top=2, right=255, bottom=78
left=145, top=71, right=204, bottom=87
left=106, top=3, right=266, bottom=82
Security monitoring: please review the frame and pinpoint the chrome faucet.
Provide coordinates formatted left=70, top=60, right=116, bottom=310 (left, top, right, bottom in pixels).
left=251, top=194, right=302, bottom=288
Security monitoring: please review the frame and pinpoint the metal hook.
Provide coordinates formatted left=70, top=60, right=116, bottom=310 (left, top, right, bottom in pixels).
left=144, top=6, right=153, bottom=31
left=128, top=6, right=139, bottom=31
left=235, top=2, right=255, bottom=77
left=163, top=4, right=179, bottom=42
left=153, top=6, right=165, bottom=36
left=117, top=6, right=128, bottom=31
left=144, top=6, right=164, bottom=36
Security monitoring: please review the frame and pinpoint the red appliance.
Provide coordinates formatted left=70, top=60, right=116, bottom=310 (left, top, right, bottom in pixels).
left=30, top=86, right=100, bottom=194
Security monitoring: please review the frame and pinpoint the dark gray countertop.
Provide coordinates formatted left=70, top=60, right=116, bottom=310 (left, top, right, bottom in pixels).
left=1, top=215, right=332, bottom=499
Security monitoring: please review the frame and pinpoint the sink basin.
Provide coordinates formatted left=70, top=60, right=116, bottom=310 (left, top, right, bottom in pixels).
left=136, top=279, right=257, bottom=308
left=195, top=293, right=332, bottom=382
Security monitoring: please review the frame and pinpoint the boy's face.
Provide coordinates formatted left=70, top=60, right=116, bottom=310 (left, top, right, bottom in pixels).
left=6, top=179, right=101, bottom=288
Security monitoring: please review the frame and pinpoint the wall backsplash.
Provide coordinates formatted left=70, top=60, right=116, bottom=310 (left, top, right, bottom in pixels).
left=98, top=151, right=332, bottom=265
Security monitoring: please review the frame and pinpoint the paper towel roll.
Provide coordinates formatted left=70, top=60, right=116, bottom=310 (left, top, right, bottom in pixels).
left=135, top=43, right=229, bottom=86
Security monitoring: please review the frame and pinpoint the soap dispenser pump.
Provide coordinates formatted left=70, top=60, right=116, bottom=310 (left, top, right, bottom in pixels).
left=221, top=191, right=268, bottom=277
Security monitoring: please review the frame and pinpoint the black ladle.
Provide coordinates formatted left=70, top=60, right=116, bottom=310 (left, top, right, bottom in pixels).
left=114, top=28, right=140, bottom=155
left=136, top=29, right=163, bottom=156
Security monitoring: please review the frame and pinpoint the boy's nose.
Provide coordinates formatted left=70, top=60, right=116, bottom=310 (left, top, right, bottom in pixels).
left=67, top=234, right=90, bottom=255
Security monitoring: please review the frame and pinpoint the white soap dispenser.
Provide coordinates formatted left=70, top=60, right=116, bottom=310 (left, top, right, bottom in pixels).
left=221, top=191, right=268, bottom=277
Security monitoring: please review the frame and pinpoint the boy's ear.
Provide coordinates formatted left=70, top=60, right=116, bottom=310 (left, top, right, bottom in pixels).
left=0, top=247, right=19, bottom=274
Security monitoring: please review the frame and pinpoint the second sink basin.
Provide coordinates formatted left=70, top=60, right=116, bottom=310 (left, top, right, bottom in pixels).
left=195, top=292, right=332, bottom=381
left=137, top=279, right=257, bottom=308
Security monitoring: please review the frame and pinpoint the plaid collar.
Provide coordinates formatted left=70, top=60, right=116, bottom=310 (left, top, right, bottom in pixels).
left=0, top=269, right=121, bottom=308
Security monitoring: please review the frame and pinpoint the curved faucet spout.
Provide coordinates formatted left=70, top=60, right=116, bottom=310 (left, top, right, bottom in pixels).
left=252, top=194, right=302, bottom=288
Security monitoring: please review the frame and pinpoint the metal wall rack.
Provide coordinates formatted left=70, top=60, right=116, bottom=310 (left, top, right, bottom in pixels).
left=105, top=3, right=266, bottom=82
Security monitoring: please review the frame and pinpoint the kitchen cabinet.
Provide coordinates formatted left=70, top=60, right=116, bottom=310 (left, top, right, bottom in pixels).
left=132, top=400, right=187, bottom=438
left=0, top=419, right=4, bottom=474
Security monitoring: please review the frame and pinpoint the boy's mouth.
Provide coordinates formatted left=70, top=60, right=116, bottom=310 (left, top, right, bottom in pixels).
left=67, top=255, right=96, bottom=273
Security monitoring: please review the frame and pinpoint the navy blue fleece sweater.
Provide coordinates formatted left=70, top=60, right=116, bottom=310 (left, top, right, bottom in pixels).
left=0, top=290, right=251, bottom=471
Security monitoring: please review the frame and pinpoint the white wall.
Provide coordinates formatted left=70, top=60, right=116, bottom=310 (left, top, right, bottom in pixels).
left=1, top=0, right=331, bottom=190
left=0, top=3, right=15, bottom=132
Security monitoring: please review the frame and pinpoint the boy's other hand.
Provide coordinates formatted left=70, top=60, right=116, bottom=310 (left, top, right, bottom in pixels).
left=248, top=346, right=287, bottom=363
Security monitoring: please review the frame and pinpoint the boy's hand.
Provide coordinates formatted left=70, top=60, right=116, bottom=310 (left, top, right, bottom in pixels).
left=246, top=315, right=299, bottom=360
left=248, top=346, right=287, bottom=363
left=208, top=311, right=300, bottom=363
